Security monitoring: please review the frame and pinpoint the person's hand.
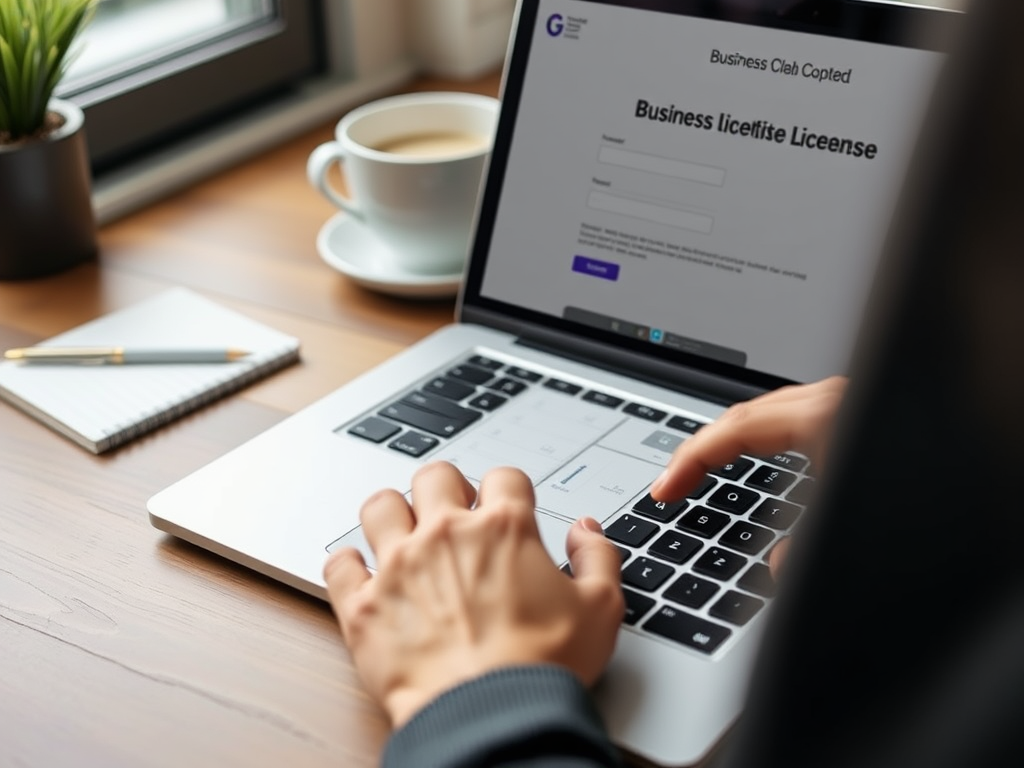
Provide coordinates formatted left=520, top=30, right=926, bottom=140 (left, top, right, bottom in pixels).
left=323, top=462, right=625, bottom=729
left=650, top=376, right=848, bottom=576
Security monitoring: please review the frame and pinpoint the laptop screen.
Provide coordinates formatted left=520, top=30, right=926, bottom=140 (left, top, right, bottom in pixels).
left=462, top=0, right=952, bottom=391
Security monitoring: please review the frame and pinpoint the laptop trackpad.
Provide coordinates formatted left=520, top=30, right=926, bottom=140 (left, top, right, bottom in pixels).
left=534, top=511, right=571, bottom=566
left=326, top=525, right=378, bottom=569
left=325, top=510, right=571, bottom=572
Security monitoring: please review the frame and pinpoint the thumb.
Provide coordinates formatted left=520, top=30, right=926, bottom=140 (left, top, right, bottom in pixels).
left=565, top=517, right=621, bottom=585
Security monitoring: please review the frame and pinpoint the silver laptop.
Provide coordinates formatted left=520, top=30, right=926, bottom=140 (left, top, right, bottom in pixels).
left=148, top=1, right=956, bottom=764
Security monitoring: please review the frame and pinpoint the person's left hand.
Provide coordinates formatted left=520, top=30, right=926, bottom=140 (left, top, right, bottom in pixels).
left=323, top=461, right=625, bottom=728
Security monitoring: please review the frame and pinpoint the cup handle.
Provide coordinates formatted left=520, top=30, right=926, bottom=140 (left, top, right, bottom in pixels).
left=306, top=141, right=364, bottom=219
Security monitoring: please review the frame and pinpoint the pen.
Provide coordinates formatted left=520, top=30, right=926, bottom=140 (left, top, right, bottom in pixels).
left=2, top=347, right=252, bottom=364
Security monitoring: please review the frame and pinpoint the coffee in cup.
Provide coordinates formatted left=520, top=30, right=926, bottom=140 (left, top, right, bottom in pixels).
left=372, top=132, right=490, bottom=157
left=307, top=92, right=499, bottom=275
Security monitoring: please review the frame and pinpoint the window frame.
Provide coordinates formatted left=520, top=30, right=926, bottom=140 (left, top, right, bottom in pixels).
left=72, top=0, right=416, bottom=223
left=65, top=0, right=322, bottom=172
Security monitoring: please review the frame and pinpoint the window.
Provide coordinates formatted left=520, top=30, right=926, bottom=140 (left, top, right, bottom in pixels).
left=59, top=0, right=416, bottom=222
left=68, top=0, right=273, bottom=87
left=62, top=0, right=319, bottom=172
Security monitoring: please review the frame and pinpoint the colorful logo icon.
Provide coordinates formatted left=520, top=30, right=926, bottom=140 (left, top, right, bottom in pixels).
left=650, top=328, right=664, bottom=344
left=547, top=13, right=565, bottom=36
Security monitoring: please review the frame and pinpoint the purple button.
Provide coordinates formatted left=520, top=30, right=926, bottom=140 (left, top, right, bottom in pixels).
left=572, top=255, right=620, bottom=281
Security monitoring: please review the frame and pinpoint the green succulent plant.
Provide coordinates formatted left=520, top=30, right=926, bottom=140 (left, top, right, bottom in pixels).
left=0, top=0, right=95, bottom=143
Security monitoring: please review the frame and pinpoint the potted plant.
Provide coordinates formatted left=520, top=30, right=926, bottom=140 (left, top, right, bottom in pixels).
left=0, top=0, right=97, bottom=280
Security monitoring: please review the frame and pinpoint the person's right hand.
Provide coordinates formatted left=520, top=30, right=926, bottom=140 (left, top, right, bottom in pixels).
left=650, top=376, right=848, bottom=576
left=323, top=462, right=625, bottom=729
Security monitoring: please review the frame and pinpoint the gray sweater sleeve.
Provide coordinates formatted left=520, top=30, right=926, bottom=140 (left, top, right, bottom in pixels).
left=382, top=665, right=627, bottom=768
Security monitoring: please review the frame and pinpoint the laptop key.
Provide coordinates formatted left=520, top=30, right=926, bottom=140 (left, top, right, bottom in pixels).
left=761, top=452, right=809, bottom=473
left=487, top=377, right=529, bottom=396
left=706, top=483, right=759, bottom=514
left=605, top=514, right=659, bottom=547
left=423, top=377, right=477, bottom=401
left=632, top=493, right=687, bottom=523
left=710, top=457, right=755, bottom=481
left=504, top=366, right=543, bottom=382
left=744, top=465, right=798, bottom=495
left=666, top=415, right=707, bottom=434
left=786, top=477, right=816, bottom=505
left=467, top=392, right=507, bottom=411
left=543, top=378, right=583, bottom=396
left=719, top=521, right=775, bottom=556
left=622, top=588, right=656, bottom=625
left=664, top=573, right=720, bottom=609
left=709, top=590, right=764, bottom=626
left=647, top=531, right=702, bottom=564
left=404, top=391, right=484, bottom=421
left=379, top=402, right=476, bottom=438
left=582, top=390, right=624, bottom=409
left=466, top=355, right=503, bottom=371
left=737, top=562, right=776, bottom=598
left=750, top=498, right=802, bottom=530
left=388, top=431, right=439, bottom=457
left=622, top=557, right=675, bottom=591
left=693, top=547, right=747, bottom=581
left=677, top=506, right=730, bottom=538
left=346, top=416, right=401, bottom=443
left=622, top=403, right=667, bottom=422
left=643, top=606, right=731, bottom=654
left=446, top=364, right=494, bottom=385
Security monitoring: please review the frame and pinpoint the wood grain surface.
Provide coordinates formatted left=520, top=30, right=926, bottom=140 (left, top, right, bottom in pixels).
left=0, top=70, right=501, bottom=767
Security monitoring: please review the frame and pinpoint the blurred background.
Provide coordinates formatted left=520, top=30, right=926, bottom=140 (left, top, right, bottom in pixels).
left=63, top=0, right=962, bottom=222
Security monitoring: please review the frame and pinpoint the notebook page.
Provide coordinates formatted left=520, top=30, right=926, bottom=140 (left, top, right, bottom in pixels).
left=0, top=288, right=300, bottom=452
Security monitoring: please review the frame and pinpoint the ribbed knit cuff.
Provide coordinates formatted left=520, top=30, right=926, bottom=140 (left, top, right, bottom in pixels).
left=382, top=665, right=624, bottom=768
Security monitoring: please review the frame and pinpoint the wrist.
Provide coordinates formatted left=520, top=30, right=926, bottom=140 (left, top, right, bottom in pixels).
left=385, top=668, right=485, bottom=728
left=383, top=648, right=560, bottom=726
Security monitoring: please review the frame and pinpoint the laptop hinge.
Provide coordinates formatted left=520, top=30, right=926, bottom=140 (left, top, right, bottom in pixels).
left=461, top=306, right=768, bottom=406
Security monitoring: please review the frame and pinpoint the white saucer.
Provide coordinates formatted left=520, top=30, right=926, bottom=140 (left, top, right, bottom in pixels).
left=316, top=213, right=463, bottom=299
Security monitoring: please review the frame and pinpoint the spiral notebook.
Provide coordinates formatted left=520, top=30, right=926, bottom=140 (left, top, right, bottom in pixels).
left=0, top=288, right=301, bottom=453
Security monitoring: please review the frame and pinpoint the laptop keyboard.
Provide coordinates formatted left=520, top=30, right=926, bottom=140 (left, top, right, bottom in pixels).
left=340, top=353, right=811, bottom=658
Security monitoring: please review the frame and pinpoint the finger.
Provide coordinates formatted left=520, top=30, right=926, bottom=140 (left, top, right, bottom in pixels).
left=407, top=461, right=477, bottom=524
left=743, top=377, right=847, bottom=468
left=360, top=488, right=415, bottom=562
left=651, top=380, right=843, bottom=502
left=651, top=401, right=802, bottom=501
left=768, top=537, right=790, bottom=581
left=323, top=546, right=372, bottom=605
left=475, top=466, right=537, bottom=525
left=565, top=517, right=621, bottom=586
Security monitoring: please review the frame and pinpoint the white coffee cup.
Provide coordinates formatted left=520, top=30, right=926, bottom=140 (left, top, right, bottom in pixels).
left=307, top=91, right=500, bottom=275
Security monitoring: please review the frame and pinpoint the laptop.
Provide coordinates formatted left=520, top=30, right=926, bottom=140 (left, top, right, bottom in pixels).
left=148, top=1, right=958, bottom=765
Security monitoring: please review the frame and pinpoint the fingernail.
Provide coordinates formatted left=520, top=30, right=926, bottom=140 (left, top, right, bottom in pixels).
left=651, top=470, right=667, bottom=494
left=580, top=517, right=603, bottom=533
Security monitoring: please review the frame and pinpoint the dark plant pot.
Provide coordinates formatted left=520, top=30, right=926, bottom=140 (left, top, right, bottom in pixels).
left=0, top=99, right=98, bottom=280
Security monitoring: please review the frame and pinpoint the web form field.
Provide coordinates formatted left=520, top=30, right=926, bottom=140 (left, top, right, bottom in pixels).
left=598, top=146, right=726, bottom=186
left=587, top=191, right=715, bottom=235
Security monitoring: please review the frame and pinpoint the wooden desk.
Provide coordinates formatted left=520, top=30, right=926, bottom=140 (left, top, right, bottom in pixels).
left=0, top=72, right=500, bottom=767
